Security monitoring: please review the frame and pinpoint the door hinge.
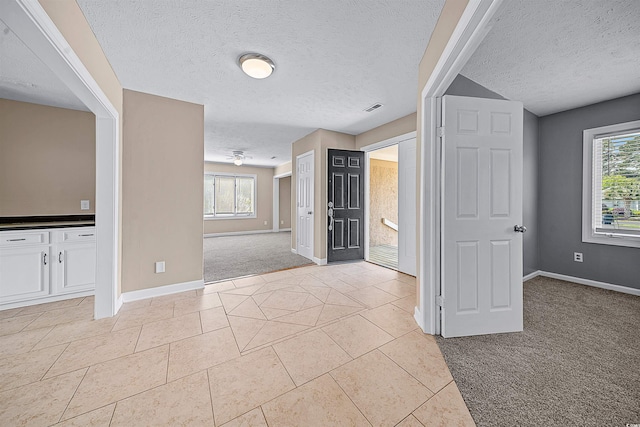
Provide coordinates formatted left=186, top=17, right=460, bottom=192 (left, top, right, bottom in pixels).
left=437, top=127, right=444, bottom=138
left=436, top=295, right=444, bottom=307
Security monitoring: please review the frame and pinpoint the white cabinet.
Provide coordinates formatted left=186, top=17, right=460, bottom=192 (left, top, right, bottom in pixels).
left=0, top=227, right=95, bottom=308
left=53, top=228, right=96, bottom=295
left=0, top=245, right=50, bottom=303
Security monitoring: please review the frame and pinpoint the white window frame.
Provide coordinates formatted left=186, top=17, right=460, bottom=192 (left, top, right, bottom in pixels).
left=582, top=119, right=640, bottom=248
left=204, top=172, right=257, bottom=220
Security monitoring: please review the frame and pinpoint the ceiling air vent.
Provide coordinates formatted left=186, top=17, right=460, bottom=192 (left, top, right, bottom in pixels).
left=364, top=103, right=383, bottom=113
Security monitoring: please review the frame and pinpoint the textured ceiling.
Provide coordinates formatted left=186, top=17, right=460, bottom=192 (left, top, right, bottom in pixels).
left=0, top=19, right=88, bottom=112
left=462, top=0, right=640, bottom=117
left=76, top=0, right=444, bottom=166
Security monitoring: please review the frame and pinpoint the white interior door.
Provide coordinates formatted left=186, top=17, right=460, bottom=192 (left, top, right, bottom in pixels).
left=296, top=151, right=314, bottom=261
left=398, top=138, right=417, bottom=276
left=441, top=95, right=524, bottom=338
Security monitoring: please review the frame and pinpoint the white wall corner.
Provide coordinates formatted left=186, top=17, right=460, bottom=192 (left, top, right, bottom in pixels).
left=414, top=306, right=426, bottom=332
left=313, top=257, right=327, bottom=266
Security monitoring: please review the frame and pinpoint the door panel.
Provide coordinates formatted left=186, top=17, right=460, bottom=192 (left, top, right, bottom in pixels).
left=442, top=95, right=523, bottom=338
left=398, top=138, right=417, bottom=276
left=328, top=149, right=364, bottom=262
left=296, top=152, right=314, bottom=261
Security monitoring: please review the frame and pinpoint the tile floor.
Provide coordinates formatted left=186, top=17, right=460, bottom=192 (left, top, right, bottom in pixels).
left=0, top=261, right=475, bottom=426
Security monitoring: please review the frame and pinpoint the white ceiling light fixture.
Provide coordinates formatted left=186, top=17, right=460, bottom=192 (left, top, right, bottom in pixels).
left=232, top=150, right=245, bottom=166
left=239, top=53, right=275, bottom=79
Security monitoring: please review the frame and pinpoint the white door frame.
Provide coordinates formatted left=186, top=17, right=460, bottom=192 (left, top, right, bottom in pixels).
left=295, top=150, right=314, bottom=260
left=360, top=131, right=417, bottom=265
left=273, top=171, right=292, bottom=232
left=2, top=0, right=120, bottom=318
left=417, top=0, right=504, bottom=334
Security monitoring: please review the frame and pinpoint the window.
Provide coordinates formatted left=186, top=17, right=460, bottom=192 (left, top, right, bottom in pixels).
left=583, top=120, right=640, bottom=248
left=204, top=173, right=256, bottom=218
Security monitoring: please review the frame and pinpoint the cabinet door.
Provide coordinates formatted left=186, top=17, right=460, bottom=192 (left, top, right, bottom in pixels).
left=56, top=243, right=96, bottom=294
left=0, top=246, right=50, bottom=303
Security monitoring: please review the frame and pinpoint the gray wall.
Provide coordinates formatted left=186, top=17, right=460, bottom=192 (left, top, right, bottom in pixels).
left=446, top=75, right=540, bottom=276
left=538, top=93, right=640, bottom=290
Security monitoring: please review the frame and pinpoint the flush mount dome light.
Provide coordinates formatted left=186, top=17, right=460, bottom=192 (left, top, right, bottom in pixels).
left=239, top=53, right=275, bottom=79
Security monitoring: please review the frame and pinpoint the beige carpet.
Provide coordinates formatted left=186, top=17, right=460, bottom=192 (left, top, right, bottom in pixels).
left=436, top=276, right=640, bottom=427
left=203, top=232, right=313, bottom=282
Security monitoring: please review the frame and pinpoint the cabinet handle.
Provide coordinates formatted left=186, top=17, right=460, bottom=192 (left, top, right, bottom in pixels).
left=78, top=234, right=94, bottom=237
left=43, top=253, right=47, bottom=265
left=59, top=252, right=63, bottom=263
left=7, top=238, right=26, bottom=242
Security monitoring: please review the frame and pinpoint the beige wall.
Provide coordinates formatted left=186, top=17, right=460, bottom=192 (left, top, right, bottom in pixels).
left=355, top=113, right=417, bottom=150
left=274, top=161, right=292, bottom=176
left=279, top=176, right=292, bottom=229
left=291, top=129, right=357, bottom=261
left=369, top=159, right=399, bottom=247
left=40, top=0, right=125, bottom=295
left=122, top=90, right=204, bottom=293
left=203, top=162, right=274, bottom=235
left=415, top=0, right=470, bottom=300
left=0, top=99, right=95, bottom=216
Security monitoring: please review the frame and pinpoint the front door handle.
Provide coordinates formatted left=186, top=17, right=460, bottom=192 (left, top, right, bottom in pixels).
left=328, top=205, right=334, bottom=231
left=308, top=211, right=313, bottom=215
left=514, top=225, right=527, bottom=233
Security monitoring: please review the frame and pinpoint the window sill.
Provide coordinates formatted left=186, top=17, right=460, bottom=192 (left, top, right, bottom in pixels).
left=583, top=232, right=640, bottom=249
left=204, top=216, right=257, bottom=221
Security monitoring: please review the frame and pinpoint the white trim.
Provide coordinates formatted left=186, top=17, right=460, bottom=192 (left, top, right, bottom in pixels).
left=313, top=257, right=327, bottom=266
left=359, top=131, right=417, bottom=153
left=364, top=151, right=371, bottom=262
left=272, top=171, right=292, bottom=233
left=115, top=294, right=123, bottom=313
left=536, top=271, right=640, bottom=297
left=279, top=228, right=292, bottom=232
left=413, top=306, right=425, bottom=331
left=582, top=120, right=640, bottom=249
left=122, top=279, right=204, bottom=303
left=0, top=290, right=94, bottom=311
left=523, top=270, right=541, bottom=282
left=295, top=150, right=315, bottom=260
left=3, top=0, right=121, bottom=319
left=204, top=229, right=274, bottom=238
left=291, top=248, right=298, bottom=254
left=418, top=0, right=503, bottom=335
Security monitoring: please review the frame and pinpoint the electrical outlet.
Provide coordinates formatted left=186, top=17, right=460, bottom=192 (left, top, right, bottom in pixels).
left=155, top=261, right=165, bottom=273
left=574, top=252, right=583, bottom=263
left=281, top=220, right=284, bottom=225
left=264, top=220, right=268, bottom=225
left=80, top=200, right=90, bottom=210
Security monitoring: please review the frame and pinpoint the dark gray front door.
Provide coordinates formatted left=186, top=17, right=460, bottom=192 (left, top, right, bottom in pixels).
left=328, top=149, right=365, bottom=262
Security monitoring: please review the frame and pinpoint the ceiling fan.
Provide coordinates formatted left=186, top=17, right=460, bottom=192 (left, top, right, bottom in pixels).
left=226, top=150, right=252, bottom=166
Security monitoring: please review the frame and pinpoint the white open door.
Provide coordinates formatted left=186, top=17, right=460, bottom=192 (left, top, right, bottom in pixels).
left=398, top=138, right=417, bottom=276
left=441, top=95, right=524, bottom=338
left=296, top=151, right=314, bottom=261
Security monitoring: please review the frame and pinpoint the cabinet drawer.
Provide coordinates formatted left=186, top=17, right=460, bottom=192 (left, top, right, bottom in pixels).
left=61, top=228, right=96, bottom=242
left=0, top=231, right=49, bottom=247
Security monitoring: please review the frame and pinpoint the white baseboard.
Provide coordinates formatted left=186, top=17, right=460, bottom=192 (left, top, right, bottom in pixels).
left=0, top=290, right=94, bottom=311
left=414, top=306, right=425, bottom=333
left=291, top=248, right=298, bottom=254
left=122, top=279, right=205, bottom=303
left=278, top=228, right=292, bottom=232
left=523, top=270, right=541, bottom=282
left=115, top=294, right=124, bottom=313
left=204, top=229, right=273, bottom=238
left=313, top=257, right=327, bottom=266
left=529, top=270, right=640, bottom=296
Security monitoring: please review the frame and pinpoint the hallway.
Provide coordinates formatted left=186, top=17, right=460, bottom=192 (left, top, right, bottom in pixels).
left=0, top=261, right=472, bottom=426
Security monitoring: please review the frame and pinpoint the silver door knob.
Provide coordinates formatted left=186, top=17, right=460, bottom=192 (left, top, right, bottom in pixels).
left=514, top=225, right=527, bottom=233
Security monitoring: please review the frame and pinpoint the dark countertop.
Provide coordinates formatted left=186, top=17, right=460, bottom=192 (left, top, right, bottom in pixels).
left=0, top=215, right=95, bottom=231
